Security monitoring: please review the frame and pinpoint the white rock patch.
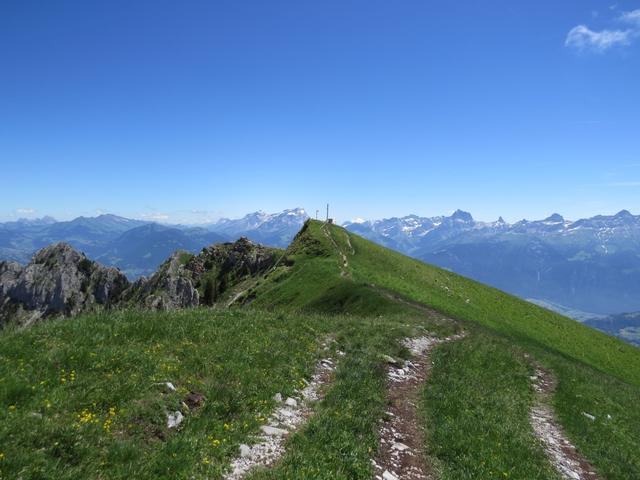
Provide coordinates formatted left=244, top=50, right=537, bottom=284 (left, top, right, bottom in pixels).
left=529, top=368, right=600, bottom=480
left=167, top=411, right=184, bottom=429
left=224, top=357, right=335, bottom=479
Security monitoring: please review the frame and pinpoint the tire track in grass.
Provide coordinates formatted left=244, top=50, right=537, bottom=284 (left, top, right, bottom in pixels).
left=530, top=367, right=601, bottom=480
left=224, top=356, right=337, bottom=479
left=372, top=334, right=465, bottom=480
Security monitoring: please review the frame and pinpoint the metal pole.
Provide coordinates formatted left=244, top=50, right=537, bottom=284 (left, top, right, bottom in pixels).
left=326, top=204, right=329, bottom=222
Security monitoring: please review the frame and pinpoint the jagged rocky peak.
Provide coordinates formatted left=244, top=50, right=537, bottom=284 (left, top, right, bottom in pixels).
left=0, top=235, right=284, bottom=324
left=544, top=213, right=565, bottom=223
left=189, top=237, right=278, bottom=278
left=32, top=242, right=84, bottom=265
left=450, top=209, right=474, bottom=223
left=185, top=237, right=281, bottom=305
left=124, top=250, right=199, bottom=311
left=124, top=237, right=281, bottom=311
left=615, top=209, right=633, bottom=219
left=0, top=242, right=129, bottom=325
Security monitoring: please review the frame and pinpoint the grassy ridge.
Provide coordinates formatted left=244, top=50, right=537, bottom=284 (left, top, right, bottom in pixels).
left=249, top=223, right=415, bottom=317
left=252, top=221, right=640, bottom=478
left=322, top=221, right=640, bottom=479
left=339, top=222, right=640, bottom=387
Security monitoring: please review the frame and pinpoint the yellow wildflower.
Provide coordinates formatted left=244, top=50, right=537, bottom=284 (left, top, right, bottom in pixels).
left=77, top=408, right=95, bottom=424
left=103, top=417, right=113, bottom=432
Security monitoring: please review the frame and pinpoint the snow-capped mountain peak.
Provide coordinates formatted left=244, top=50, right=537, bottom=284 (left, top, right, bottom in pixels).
left=209, top=208, right=309, bottom=243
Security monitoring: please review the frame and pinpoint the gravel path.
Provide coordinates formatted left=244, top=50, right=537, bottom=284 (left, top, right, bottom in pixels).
left=372, top=334, right=465, bottom=480
left=529, top=367, right=600, bottom=480
left=224, top=357, right=336, bottom=479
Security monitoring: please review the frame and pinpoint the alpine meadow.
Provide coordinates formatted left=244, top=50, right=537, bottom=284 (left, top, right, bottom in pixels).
left=2, top=2, right=640, bottom=479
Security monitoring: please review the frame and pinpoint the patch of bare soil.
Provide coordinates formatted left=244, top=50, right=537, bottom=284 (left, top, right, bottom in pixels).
left=530, top=367, right=600, bottom=480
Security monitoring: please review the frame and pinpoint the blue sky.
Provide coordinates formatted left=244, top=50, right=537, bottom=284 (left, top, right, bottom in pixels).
left=1, top=1, right=639, bottom=224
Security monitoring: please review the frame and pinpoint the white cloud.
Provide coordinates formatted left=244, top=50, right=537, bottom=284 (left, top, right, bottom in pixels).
left=141, top=212, right=170, bottom=221
left=565, top=9, right=640, bottom=53
left=16, top=208, right=36, bottom=215
left=565, top=25, right=632, bottom=52
left=620, top=9, right=640, bottom=25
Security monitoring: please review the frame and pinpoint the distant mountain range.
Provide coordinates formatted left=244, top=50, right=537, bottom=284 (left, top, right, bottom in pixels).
left=344, top=209, right=640, bottom=316
left=2, top=206, right=639, bottom=327
left=0, top=209, right=308, bottom=278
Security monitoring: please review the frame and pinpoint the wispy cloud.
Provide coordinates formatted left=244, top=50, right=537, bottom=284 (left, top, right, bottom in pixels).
left=141, top=212, right=170, bottom=221
left=565, top=9, right=640, bottom=53
left=565, top=25, right=631, bottom=52
left=620, top=9, right=640, bottom=25
left=15, top=208, right=36, bottom=215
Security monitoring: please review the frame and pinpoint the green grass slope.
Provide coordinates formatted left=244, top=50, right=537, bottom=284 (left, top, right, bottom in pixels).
left=254, top=220, right=640, bottom=385
left=1, top=220, right=639, bottom=479
left=0, top=309, right=323, bottom=479
left=0, top=308, right=457, bottom=479
left=248, top=220, right=640, bottom=479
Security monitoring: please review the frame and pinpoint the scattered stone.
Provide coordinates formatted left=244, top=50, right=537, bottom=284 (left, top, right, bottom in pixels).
left=167, top=411, right=184, bottom=429
left=260, top=425, right=288, bottom=436
left=582, top=412, right=596, bottom=421
left=383, top=471, right=399, bottom=480
left=239, top=444, right=251, bottom=458
left=284, top=397, right=297, bottom=407
left=154, top=381, right=177, bottom=391
left=391, top=442, right=409, bottom=451
left=273, top=392, right=283, bottom=403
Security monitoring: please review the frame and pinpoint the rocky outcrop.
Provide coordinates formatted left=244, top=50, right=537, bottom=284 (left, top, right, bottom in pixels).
left=0, top=243, right=129, bottom=325
left=123, top=251, right=199, bottom=310
left=0, top=237, right=282, bottom=324
left=185, top=237, right=280, bottom=305
left=116, top=238, right=279, bottom=309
